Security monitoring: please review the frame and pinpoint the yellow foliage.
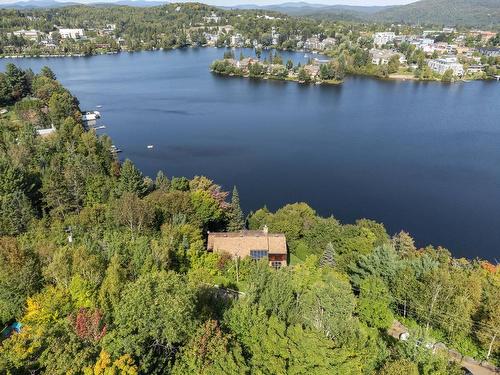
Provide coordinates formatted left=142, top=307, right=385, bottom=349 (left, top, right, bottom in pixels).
left=84, top=351, right=138, bottom=375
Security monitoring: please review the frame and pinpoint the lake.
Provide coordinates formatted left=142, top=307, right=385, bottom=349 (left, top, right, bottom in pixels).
left=3, top=48, right=500, bottom=261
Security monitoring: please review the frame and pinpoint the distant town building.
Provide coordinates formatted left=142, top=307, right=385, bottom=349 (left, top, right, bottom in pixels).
left=207, top=226, right=287, bottom=268
left=58, top=28, right=85, bottom=39
left=271, top=27, right=280, bottom=46
left=427, top=56, right=464, bottom=76
left=204, top=12, right=221, bottom=23
left=478, top=47, right=500, bottom=57
left=304, top=37, right=321, bottom=51
left=373, top=32, right=395, bottom=47
left=12, top=29, right=42, bottom=41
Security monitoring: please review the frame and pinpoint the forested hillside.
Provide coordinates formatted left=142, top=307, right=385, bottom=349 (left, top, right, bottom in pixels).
left=372, top=0, right=500, bottom=28
left=267, top=0, right=500, bottom=27
left=0, top=64, right=499, bottom=374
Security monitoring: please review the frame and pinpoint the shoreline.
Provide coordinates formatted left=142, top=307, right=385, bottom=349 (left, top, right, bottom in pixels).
left=211, top=69, right=344, bottom=86
left=2, top=47, right=494, bottom=84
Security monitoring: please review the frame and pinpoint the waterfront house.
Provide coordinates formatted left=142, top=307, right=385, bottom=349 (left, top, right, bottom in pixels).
left=236, top=57, right=258, bottom=71
left=230, top=34, right=243, bottom=47
left=370, top=49, right=406, bottom=65
left=467, top=64, right=486, bottom=74
left=207, top=226, right=287, bottom=268
left=58, top=28, right=85, bottom=40
left=304, top=64, right=321, bottom=79
left=304, top=37, right=321, bottom=51
left=427, top=56, right=464, bottom=76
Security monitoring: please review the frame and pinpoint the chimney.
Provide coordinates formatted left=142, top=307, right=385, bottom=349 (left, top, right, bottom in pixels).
left=263, top=225, right=269, bottom=235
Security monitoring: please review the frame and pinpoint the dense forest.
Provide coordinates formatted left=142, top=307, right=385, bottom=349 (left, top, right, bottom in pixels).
left=0, top=64, right=499, bottom=374
left=259, top=0, right=500, bottom=28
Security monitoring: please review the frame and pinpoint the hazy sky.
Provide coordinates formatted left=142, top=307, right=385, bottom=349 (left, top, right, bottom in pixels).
left=0, top=0, right=417, bottom=6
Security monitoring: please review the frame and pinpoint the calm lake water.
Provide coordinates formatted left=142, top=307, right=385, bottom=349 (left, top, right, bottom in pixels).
left=3, top=48, right=500, bottom=261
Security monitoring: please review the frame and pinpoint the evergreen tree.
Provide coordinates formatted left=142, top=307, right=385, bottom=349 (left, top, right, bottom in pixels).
left=155, top=170, right=170, bottom=191
left=40, top=66, right=57, bottom=80
left=392, top=230, right=416, bottom=255
left=228, top=186, right=245, bottom=231
left=118, top=159, right=147, bottom=197
left=319, top=242, right=336, bottom=267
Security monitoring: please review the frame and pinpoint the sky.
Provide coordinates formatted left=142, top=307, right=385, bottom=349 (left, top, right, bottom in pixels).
left=0, top=0, right=417, bottom=6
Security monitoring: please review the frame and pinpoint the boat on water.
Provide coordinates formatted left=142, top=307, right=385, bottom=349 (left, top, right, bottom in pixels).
left=147, top=145, right=154, bottom=149
left=96, top=105, right=102, bottom=108
left=304, top=54, right=309, bottom=58
left=110, top=145, right=122, bottom=153
left=82, top=111, right=101, bottom=121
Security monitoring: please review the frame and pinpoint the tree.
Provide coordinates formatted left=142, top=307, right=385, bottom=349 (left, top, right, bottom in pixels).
left=319, top=242, right=336, bottom=267
left=84, top=351, right=138, bottom=375
left=297, top=67, right=310, bottom=83
left=4, top=63, right=29, bottom=103
left=172, top=320, right=249, bottom=375
left=388, top=55, right=400, bottom=74
left=475, top=276, right=500, bottom=359
left=155, top=170, right=170, bottom=191
left=286, top=59, right=293, bottom=70
left=441, top=68, right=454, bottom=82
left=358, top=276, right=393, bottom=329
left=0, top=190, right=34, bottom=235
left=0, top=237, right=42, bottom=322
left=40, top=66, right=57, bottom=80
left=227, top=186, right=244, bottom=231
left=118, top=159, right=147, bottom=196
left=104, top=271, right=196, bottom=373
left=48, top=91, right=79, bottom=126
left=113, top=192, right=153, bottom=233
left=170, top=176, right=190, bottom=191
left=379, top=359, right=418, bottom=375
left=392, top=230, right=416, bottom=255
left=70, top=308, right=107, bottom=343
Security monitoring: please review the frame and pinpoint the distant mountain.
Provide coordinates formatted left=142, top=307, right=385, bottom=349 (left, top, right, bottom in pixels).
left=222, top=2, right=392, bottom=22
left=226, top=2, right=392, bottom=18
left=0, top=0, right=78, bottom=8
left=244, top=0, right=500, bottom=27
left=0, top=0, right=166, bottom=9
left=372, top=0, right=500, bottom=27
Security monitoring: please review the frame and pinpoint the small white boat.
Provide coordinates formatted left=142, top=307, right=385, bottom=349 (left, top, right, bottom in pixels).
left=147, top=145, right=154, bottom=149
left=96, top=105, right=102, bottom=108
left=82, top=111, right=101, bottom=121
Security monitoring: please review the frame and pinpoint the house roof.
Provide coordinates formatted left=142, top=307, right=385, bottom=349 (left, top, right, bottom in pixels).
left=207, top=230, right=287, bottom=255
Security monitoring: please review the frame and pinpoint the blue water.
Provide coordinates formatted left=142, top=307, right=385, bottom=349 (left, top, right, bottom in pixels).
left=3, top=48, right=500, bottom=261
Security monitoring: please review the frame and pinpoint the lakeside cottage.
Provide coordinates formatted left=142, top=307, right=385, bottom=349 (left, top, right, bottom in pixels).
left=207, top=226, right=287, bottom=268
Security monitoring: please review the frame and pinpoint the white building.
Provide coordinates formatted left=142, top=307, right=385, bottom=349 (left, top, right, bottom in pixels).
left=230, top=34, right=243, bottom=47
left=271, top=27, right=280, bottom=46
left=427, top=56, right=464, bottom=76
left=58, top=28, right=85, bottom=39
left=204, top=12, right=221, bottom=23
left=373, top=32, right=395, bottom=47
left=321, top=37, right=336, bottom=50
left=370, top=49, right=406, bottom=65
left=12, top=29, right=42, bottom=41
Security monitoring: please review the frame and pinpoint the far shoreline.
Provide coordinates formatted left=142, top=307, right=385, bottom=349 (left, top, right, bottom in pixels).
left=1, top=47, right=495, bottom=85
